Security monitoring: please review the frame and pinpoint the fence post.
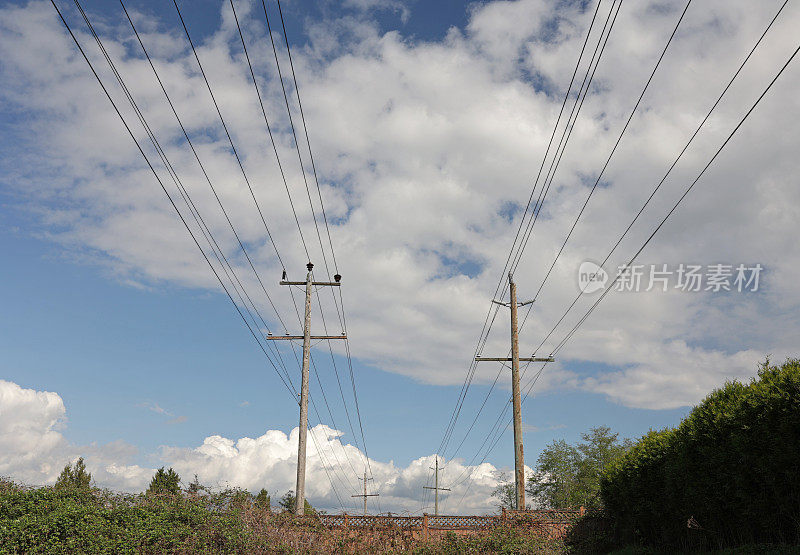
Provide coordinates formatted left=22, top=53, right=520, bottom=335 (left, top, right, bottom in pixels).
left=423, top=513, right=429, bottom=542
left=343, top=512, right=348, bottom=529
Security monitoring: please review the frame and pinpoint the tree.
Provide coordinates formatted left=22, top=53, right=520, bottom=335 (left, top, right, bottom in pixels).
left=527, top=426, right=629, bottom=509
left=574, top=426, right=631, bottom=507
left=278, top=490, right=314, bottom=514
left=54, top=457, right=92, bottom=490
left=491, top=473, right=517, bottom=510
left=186, top=474, right=206, bottom=495
left=255, top=488, right=271, bottom=511
left=147, top=467, right=181, bottom=495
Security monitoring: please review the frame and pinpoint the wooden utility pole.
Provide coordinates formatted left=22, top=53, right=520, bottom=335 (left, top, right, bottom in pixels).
left=422, top=455, right=450, bottom=516
left=475, top=272, right=554, bottom=511
left=266, top=262, right=345, bottom=515
left=352, top=469, right=379, bottom=515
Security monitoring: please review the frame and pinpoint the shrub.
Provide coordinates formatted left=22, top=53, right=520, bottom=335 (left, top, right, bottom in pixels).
left=0, top=484, right=249, bottom=553
left=601, top=358, right=800, bottom=548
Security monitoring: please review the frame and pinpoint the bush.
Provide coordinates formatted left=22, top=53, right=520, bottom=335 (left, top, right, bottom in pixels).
left=0, top=482, right=250, bottom=553
left=601, top=358, right=800, bottom=549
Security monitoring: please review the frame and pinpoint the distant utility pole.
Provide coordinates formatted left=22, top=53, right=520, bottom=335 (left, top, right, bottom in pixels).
left=422, top=455, right=450, bottom=516
left=352, top=469, right=379, bottom=515
left=266, top=262, right=345, bottom=515
left=475, top=273, right=554, bottom=511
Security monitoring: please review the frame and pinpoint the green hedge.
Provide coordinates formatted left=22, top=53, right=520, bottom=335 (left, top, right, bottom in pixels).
left=0, top=484, right=250, bottom=553
left=600, top=358, right=800, bottom=548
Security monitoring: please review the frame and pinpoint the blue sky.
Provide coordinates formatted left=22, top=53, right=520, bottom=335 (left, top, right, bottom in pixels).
left=1, top=0, right=797, bottom=513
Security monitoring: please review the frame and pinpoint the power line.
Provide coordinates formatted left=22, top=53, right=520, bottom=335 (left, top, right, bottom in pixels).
left=172, top=1, right=289, bottom=333
left=50, top=0, right=299, bottom=399
left=507, top=0, right=625, bottom=276
left=261, top=0, right=335, bottom=286
left=441, top=0, right=685, bottom=493
left=528, top=0, right=791, bottom=365
left=177, top=0, right=365, bottom=497
left=528, top=0, right=694, bottom=298
left=549, top=41, right=800, bottom=359
left=118, top=0, right=299, bottom=388
left=306, top=422, right=347, bottom=510
left=227, top=0, right=312, bottom=262
left=275, top=0, right=340, bottom=274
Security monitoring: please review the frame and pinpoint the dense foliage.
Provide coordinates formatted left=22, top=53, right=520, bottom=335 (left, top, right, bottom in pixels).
left=413, top=528, right=565, bottom=554
left=0, top=480, right=252, bottom=553
left=0, top=479, right=571, bottom=553
left=601, top=358, right=800, bottom=549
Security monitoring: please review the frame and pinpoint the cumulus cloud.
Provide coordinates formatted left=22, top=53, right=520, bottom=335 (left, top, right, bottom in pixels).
left=0, top=379, right=507, bottom=514
left=0, top=0, right=798, bottom=414
left=0, top=379, right=68, bottom=483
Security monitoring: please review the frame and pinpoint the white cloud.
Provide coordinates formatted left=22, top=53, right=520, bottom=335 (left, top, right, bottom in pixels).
left=139, top=401, right=172, bottom=416
left=0, top=379, right=68, bottom=483
left=0, top=379, right=507, bottom=514
left=0, top=0, right=798, bottom=414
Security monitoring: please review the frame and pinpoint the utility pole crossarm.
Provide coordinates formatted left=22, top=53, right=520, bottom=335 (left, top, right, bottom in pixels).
left=280, top=281, right=341, bottom=286
left=422, top=486, right=451, bottom=491
left=265, top=335, right=347, bottom=340
left=475, top=356, right=555, bottom=362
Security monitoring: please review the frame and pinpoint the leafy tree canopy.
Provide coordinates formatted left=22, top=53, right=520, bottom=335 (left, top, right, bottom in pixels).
left=527, top=426, right=630, bottom=509
left=54, top=457, right=92, bottom=490
left=147, top=467, right=181, bottom=496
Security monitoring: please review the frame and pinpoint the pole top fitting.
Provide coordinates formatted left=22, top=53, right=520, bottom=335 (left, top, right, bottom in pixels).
left=334, top=274, right=341, bottom=282
left=306, top=262, right=314, bottom=271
